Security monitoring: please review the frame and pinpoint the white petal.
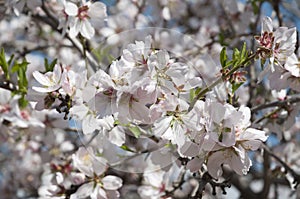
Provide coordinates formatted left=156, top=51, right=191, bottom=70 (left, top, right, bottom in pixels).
left=81, top=20, right=95, bottom=39
left=55, top=172, right=64, bottom=185
left=91, top=186, right=108, bottom=199
left=0, top=88, right=11, bottom=104
left=53, top=64, right=62, bottom=83
left=241, top=140, right=262, bottom=150
left=207, top=150, right=225, bottom=179
left=69, top=104, right=89, bottom=120
left=32, top=71, right=51, bottom=86
left=70, top=182, right=94, bottom=199
left=92, top=156, right=107, bottom=176
left=69, top=20, right=80, bottom=38
left=102, top=175, right=123, bottom=190
left=108, top=126, right=125, bottom=146
left=262, top=16, right=273, bottom=33
left=187, top=157, right=204, bottom=172
left=82, top=114, right=99, bottom=134
left=89, top=2, right=107, bottom=19
left=65, top=2, right=78, bottom=16
left=240, top=128, right=268, bottom=142
left=32, top=86, right=58, bottom=93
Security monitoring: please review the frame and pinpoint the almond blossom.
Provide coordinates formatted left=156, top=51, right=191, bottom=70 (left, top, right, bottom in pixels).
left=32, top=64, right=63, bottom=93
left=70, top=147, right=123, bottom=199
left=256, top=16, right=297, bottom=78
left=204, top=104, right=268, bottom=178
left=60, top=0, right=107, bottom=39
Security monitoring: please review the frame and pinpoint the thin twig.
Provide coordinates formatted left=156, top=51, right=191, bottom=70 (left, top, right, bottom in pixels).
left=263, top=144, right=300, bottom=188
left=251, top=96, right=300, bottom=112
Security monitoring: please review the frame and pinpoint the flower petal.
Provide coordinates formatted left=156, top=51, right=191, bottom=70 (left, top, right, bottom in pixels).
left=102, top=175, right=123, bottom=190
left=70, top=182, right=94, bottom=199
left=65, top=2, right=78, bottom=16
left=88, top=2, right=107, bottom=19
left=81, top=20, right=95, bottom=39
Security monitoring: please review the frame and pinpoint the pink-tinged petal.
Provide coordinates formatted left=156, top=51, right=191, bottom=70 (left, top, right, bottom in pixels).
left=65, top=2, right=78, bottom=16
left=157, top=50, right=170, bottom=68
left=0, top=88, right=11, bottom=104
left=102, top=175, right=123, bottom=190
left=241, top=140, right=262, bottom=150
left=238, top=106, right=251, bottom=125
left=138, top=185, right=161, bottom=198
left=92, top=156, right=107, bottom=176
left=239, top=128, right=268, bottom=142
left=91, top=186, right=107, bottom=199
left=187, top=157, right=204, bottom=172
left=32, top=86, right=59, bottom=93
left=231, top=147, right=252, bottom=175
left=210, top=102, right=225, bottom=124
left=108, top=126, right=125, bottom=146
left=70, top=182, right=94, bottom=199
left=82, top=114, right=99, bottom=134
left=153, top=116, right=172, bottom=137
left=32, top=71, right=51, bottom=86
left=70, top=172, right=86, bottom=185
left=88, top=2, right=107, bottom=19
left=144, top=170, right=164, bottom=187
left=261, top=17, right=273, bottom=33
left=179, top=141, right=200, bottom=157
left=130, top=101, right=151, bottom=123
left=81, top=20, right=95, bottom=39
left=207, top=150, right=225, bottom=179
left=69, top=104, right=89, bottom=120
left=220, top=129, right=236, bottom=147
left=69, top=19, right=80, bottom=38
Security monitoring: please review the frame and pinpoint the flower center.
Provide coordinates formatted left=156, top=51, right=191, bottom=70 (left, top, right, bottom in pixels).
left=78, top=5, right=89, bottom=20
left=0, top=104, right=10, bottom=113
left=259, top=32, right=274, bottom=49
left=21, top=110, right=30, bottom=120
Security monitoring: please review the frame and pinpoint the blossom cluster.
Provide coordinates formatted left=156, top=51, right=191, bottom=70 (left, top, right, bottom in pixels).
left=30, top=35, right=268, bottom=197
left=0, top=0, right=300, bottom=198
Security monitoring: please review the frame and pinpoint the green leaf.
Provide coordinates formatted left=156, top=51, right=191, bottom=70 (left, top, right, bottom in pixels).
left=232, top=48, right=241, bottom=67
left=0, top=48, right=9, bottom=79
left=44, top=58, right=57, bottom=72
left=241, top=42, right=247, bottom=59
left=251, top=1, right=259, bottom=15
left=220, top=47, right=227, bottom=67
left=7, top=54, right=14, bottom=67
left=128, top=125, right=141, bottom=138
left=260, top=59, right=266, bottom=70
left=15, top=59, right=29, bottom=108
left=19, top=96, right=28, bottom=108
left=189, top=87, right=202, bottom=102
left=120, top=144, right=135, bottom=152
left=232, top=82, right=244, bottom=93
left=233, top=48, right=240, bottom=61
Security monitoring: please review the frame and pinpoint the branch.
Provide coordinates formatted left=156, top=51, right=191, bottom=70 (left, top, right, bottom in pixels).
left=263, top=144, right=300, bottom=189
left=251, top=96, right=300, bottom=112
left=259, top=148, right=271, bottom=198
left=222, top=169, right=258, bottom=199
left=33, top=1, right=98, bottom=74
left=188, top=52, right=257, bottom=112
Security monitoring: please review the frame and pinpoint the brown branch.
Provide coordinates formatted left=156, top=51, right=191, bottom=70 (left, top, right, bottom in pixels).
left=259, top=149, right=271, bottom=198
left=223, top=169, right=258, bottom=199
left=251, top=96, right=300, bottom=112
left=263, top=144, right=300, bottom=189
